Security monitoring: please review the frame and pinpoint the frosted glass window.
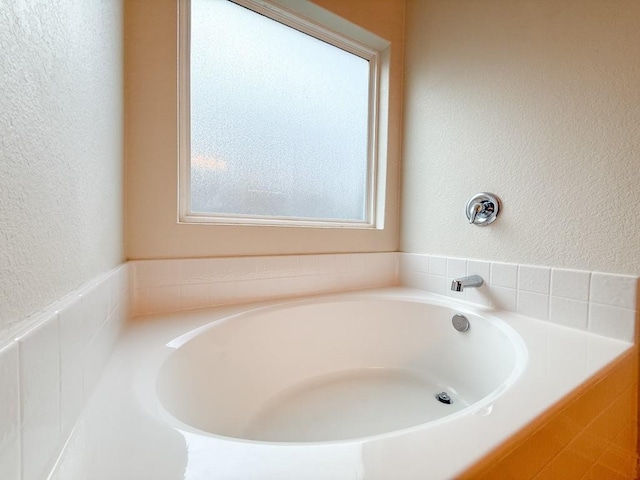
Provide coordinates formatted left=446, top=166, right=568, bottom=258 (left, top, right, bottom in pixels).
left=187, top=0, right=373, bottom=224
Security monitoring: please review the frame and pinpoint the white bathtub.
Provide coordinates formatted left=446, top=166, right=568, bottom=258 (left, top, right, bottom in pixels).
left=50, top=288, right=632, bottom=480
left=156, top=297, right=527, bottom=443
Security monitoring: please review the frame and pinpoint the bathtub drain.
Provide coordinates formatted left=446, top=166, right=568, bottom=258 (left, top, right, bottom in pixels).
left=435, top=392, right=453, bottom=404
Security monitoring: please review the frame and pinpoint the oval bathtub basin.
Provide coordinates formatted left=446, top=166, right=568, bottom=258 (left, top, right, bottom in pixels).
left=156, top=298, right=526, bottom=443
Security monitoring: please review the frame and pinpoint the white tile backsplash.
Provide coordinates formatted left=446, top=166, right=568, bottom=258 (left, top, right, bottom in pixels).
left=58, top=296, right=89, bottom=371
left=588, top=303, right=636, bottom=343
left=589, top=272, right=637, bottom=309
left=18, top=315, right=61, bottom=480
left=407, top=253, right=430, bottom=273
left=467, top=260, right=491, bottom=283
left=60, top=358, right=84, bottom=440
left=428, top=274, right=448, bottom=296
left=400, top=253, right=638, bottom=342
left=58, top=294, right=88, bottom=436
left=135, top=259, right=180, bottom=288
left=446, top=258, right=467, bottom=279
left=0, top=342, right=20, bottom=480
left=491, top=286, right=518, bottom=312
left=143, top=285, right=181, bottom=314
left=131, top=253, right=399, bottom=316
left=400, top=271, right=428, bottom=292
left=517, top=290, right=550, bottom=321
left=491, top=262, right=518, bottom=288
left=428, top=256, right=446, bottom=276
left=180, top=258, right=215, bottom=285
left=180, top=284, right=210, bottom=310
left=549, top=297, right=589, bottom=330
left=0, top=264, right=129, bottom=480
left=85, top=282, right=112, bottom=332
left=518, top=265, right=551, bottom=294
left=551, top=268, right=590, bottom=301
left=83, top=309, right=124, bottom=400
left=465, top=285, right=491, bottom=307
left=209, top=280, right=241, bottom=305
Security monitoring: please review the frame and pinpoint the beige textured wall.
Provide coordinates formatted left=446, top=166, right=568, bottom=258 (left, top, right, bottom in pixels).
left=0, top=1, right=124, bottom=338
left=402, top=0, right=640, bottom=275
left=125, top=0, right=404, bottom=259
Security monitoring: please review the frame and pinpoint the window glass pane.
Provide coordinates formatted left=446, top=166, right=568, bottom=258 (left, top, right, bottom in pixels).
left=190, top=0, right=370, bottom=222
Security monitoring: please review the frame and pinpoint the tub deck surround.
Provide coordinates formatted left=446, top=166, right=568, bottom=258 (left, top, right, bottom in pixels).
left=460, top=347, right=638, bottom=479
left=48, top=288, right=633, bottom=480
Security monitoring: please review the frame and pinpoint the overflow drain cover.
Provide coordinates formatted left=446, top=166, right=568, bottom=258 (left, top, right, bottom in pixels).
left=436, top=392, right=453, bottom=404
left=452, top=314, right=470, bottom=332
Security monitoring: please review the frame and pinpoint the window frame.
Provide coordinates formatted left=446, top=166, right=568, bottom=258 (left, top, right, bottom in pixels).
left=177, top=0, right=385, bottom=229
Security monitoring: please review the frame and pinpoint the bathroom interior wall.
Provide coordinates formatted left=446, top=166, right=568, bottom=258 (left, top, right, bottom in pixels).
left=124, top=0, right=404, bottom=259
left=0, top=1, right=125, bottom=340
left=402, top=0, right=640, bottom=276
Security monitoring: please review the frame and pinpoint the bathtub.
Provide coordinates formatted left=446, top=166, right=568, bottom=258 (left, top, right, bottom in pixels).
left=50, top=288, right=632, bottom=480
left=156, top=297, right=527, bottom=443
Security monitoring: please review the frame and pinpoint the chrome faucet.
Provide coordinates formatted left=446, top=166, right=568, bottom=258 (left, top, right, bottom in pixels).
left=451, top=275, right=484, bottom=292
